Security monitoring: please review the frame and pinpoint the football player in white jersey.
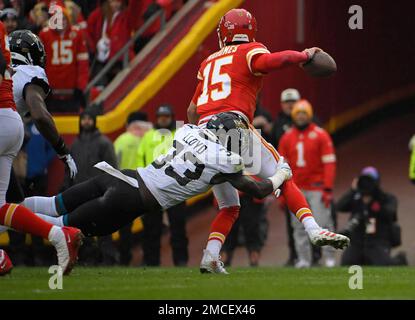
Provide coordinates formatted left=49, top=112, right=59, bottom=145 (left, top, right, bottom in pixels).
left=9, top=30, right=78, bottom=178
left=20, top=113, right=306, bottom=273
left=0, top=28, right=82, bottom=276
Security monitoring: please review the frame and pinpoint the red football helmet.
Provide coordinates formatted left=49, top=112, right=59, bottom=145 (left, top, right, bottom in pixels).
left=217, top=8, right=257, bottom=48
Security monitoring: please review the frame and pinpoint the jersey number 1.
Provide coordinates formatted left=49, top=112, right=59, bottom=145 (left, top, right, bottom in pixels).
left=296, top=142, right=306, bottom=167
left=197, top=56, right=233, bottom=106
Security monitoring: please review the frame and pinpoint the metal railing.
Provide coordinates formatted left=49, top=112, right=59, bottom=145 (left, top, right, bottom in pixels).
left=85, top=9, right=166, bottom=104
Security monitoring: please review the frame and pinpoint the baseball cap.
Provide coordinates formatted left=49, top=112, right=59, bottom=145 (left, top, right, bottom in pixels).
left=127, top=111, right=148, bottom=124
left=156, top=105, right=174, bottom=117
left=360, top=166, right=380, bottom=181
left=0, top=8, right=18, bottom=21
left=281, top=88, right=300, bottom=102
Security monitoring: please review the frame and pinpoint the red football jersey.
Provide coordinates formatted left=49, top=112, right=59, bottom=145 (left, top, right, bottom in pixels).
left=279, top=123, right=336, bottom=191
left=0, top=21, right=15, bottom=110
left=39, top=26, right=89, bottom=91
left=194, top=42, right=270, bottom=123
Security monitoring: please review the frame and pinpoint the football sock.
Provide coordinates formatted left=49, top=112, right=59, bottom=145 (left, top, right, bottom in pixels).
left=47, top=225, right=65, bottom=247
left=281, top=180, right=320, bottom=231
left=35, top=214, right=64, bottom=227
left=302, top=216, right=320, bottom=232
left=22, top=196, right=60, bottom=217
left=206, top=206, right=240, bottom=257
left=0, top=203, right=54, bottom=239
left=206, top=240, right=222, bottom=257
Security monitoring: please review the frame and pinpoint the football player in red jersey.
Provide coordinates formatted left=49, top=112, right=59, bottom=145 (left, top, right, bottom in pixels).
left=0, top=23, right=82, bottom=276
left=279, top=100, right=337, bottom=268
left=187, top=8, right=349, bottom=273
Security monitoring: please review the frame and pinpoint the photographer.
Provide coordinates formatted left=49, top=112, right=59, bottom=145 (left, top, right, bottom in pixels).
left=337, top=167, right=407, bottom=266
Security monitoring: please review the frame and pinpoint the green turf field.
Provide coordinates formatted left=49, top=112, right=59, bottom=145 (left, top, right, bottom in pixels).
left=1, top=267, right=414, bottom=299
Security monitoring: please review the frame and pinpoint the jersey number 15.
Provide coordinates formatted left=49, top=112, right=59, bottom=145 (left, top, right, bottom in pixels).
left=197, top=56, right=233, bottom=106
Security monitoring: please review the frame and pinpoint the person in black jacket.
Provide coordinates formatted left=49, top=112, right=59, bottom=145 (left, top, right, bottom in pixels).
left=337, top=166, right=407, bottom=266
left=63, top=109, right=119, bottom=265
left=270, top=88, right=301, bottom=148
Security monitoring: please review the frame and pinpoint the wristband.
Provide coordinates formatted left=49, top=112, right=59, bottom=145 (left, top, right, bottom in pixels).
left=53, top=136, right=69, bottom=157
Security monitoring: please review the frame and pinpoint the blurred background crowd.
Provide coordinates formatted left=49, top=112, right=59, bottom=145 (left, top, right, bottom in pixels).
left=0, top=0, right=187, bottom=113
left=0, top=0, right=413, bottom=268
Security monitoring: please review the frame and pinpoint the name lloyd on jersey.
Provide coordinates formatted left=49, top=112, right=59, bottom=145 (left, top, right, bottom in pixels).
left=182, top=132, right=208, bottom=154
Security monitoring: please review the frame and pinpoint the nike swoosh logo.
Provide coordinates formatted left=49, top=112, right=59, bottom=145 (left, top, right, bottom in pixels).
left=0, top=262, right=6, bottom=270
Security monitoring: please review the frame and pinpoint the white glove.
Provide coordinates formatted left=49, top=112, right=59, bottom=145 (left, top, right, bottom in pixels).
left=268, top=157, right=292, bottom=194
left=60, top=154, right=78, bottom=179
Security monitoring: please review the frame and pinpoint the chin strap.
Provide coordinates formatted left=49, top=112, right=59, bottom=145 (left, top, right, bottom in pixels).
left=11, top=52, right=32, bottom=66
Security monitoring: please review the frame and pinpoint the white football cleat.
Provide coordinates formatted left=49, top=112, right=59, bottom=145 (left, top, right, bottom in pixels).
left=200, top=249, right=229, bottom=274
left=324, top=257, right=337, bottom=268
left=49, top=226, right=83, bottom=275
left=295, top=259, right=311, bottom=269
left=308, top=228, right=350, bottom=250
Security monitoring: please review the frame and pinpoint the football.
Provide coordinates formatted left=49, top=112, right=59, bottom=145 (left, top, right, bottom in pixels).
left=303, top=50, right=337, bottom=77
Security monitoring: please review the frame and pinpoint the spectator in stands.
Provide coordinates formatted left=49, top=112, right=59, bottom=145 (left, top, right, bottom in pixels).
left=409, top=135, right=415, bottom=184
left=137, top=105, right=189, bottom=266
left=279, top=100, right=337, bottom=268
left=40, top=5, right=89, bottom=113
left=270, top=88, right=300, bottom=148
left=64, top=110, right=119, bottom=265
left=114, top=111, right=152, bottom=170
left=64, top=1, right=87, bottom=30
left=7, top=0, right=33, bottom=30
left=134, top=0, right=174, bottom=53
left=113, top=111, right=151, bottom=265
left=337, top=167, right=407, bottom=266
left=65, top=110, right=117, bottom=186
left=87, top=0, right=143, bottom=84
left=28, top=2, right=49, bottom=34
left=0, top=8, right=19, bottom=34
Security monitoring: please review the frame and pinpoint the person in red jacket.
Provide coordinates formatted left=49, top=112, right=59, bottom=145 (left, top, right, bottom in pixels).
left=39, top=5, right=89, bottom=113
left=279, top=99, right=337, bottom=268
left=87, top=0, right=143, bottom=84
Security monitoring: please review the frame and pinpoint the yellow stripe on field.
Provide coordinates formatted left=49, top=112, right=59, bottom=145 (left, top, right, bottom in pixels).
left=53, top=0, right=244, bottom=134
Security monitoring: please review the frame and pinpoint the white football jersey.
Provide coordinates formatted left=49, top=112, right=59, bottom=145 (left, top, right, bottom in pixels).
left=12, top=64, right=50, bottom=117
left=138, top=124, right=244, bottom=209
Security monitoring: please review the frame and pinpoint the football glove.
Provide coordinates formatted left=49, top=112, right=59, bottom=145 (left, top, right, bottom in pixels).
left=268, top=157, right=292, bottom=194
left=59, top=154, right=78, bottom=179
